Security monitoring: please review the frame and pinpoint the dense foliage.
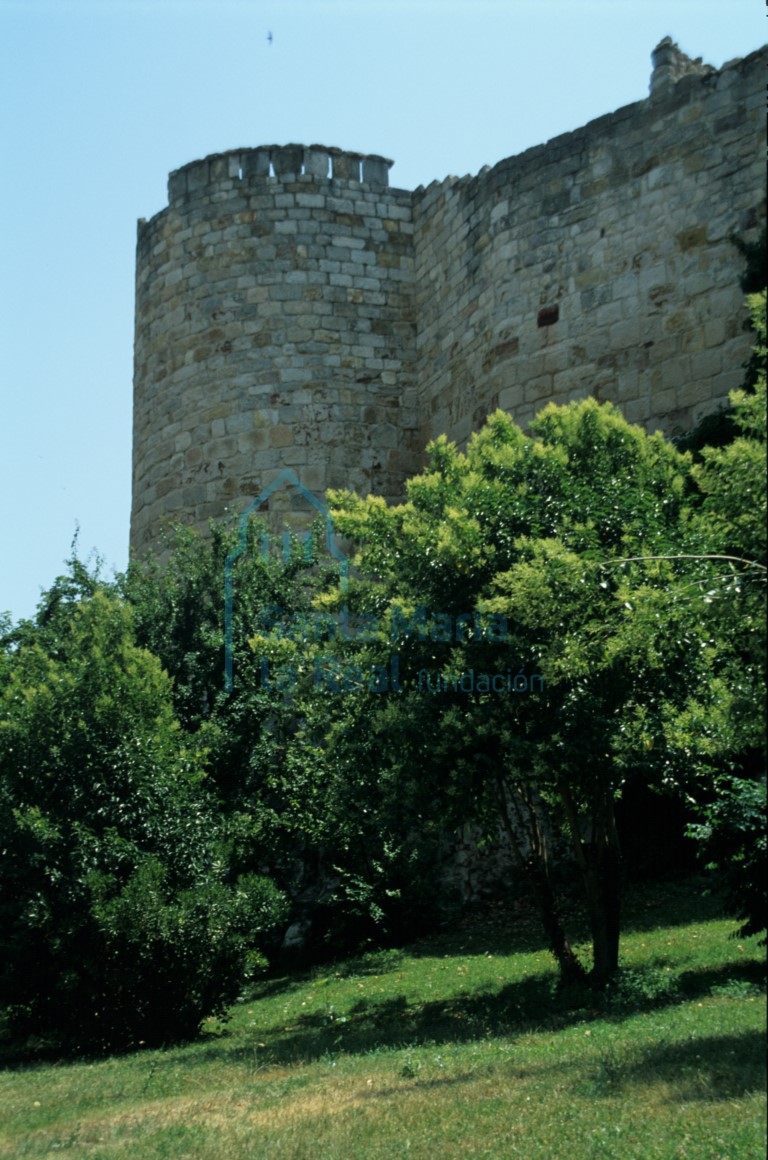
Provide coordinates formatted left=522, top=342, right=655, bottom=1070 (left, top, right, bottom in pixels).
left=683, top=292, right=767, bottom=940
left=121, top=517, right=442, bottom=952
left=0, top=566, right=286, bottom=1053
left=315, top=300, right=765, bottom=980
left=0, top=299, right=764, bottom=1052
left=320, top=404, right=694, bottom=982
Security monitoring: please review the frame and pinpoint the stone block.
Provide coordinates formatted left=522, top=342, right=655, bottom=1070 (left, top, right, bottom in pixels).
left=653, top=386, right=677, bottom=413
left=676, top=372, right=708, bottom=408
left=362, top=155, right=391, bottom=186
left=272, top=145, right=304, bottom=179
left=333, top=152, right=361, bottom=182
left=209, top=155, right=231, bottom=181
left=185, top=160, right=210, bottom=193
left=304, top=148, right=330, bottom=177
left=296, top=192, right=325, bottom=209
left=690, top=347, right=723, bottom=380
left=168, top=169, right=187, bottom=202
left=623, top=397, right=651, bottom=424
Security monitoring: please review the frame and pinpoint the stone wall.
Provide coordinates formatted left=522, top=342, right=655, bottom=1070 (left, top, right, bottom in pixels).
left=412, top=42, right=765, bottom=448
left=131, top=41, right=766, bottom=553
left=132, top=146, right=422, bottom=552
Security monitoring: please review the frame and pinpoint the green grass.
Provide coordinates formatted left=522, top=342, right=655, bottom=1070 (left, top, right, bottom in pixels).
left=0, top=880, right=765, bottom=1159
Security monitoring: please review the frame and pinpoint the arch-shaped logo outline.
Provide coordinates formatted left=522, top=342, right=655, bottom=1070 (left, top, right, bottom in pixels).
left=224, top=468, right=349, bottom=691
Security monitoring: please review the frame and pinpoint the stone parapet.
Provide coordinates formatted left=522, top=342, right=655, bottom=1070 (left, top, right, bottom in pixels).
left=131, top=41, right=767, bottom=557
left=166, top=145, right=394, bottom=209
left=650, top=36, right=716, bottom=96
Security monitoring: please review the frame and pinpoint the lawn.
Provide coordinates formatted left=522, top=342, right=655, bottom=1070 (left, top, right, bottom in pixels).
left=0, top=880, right=765, bottom=1159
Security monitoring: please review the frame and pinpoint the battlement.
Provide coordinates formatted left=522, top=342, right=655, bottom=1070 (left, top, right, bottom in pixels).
left=166, top=145, right=394, bottom=207
left=131, top=39, right=767, bottom=555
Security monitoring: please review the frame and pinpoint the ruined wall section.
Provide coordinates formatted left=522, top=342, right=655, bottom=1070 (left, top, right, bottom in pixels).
left=132, top=146, right=419, bottom=553
left=412, top=46, right=766, bottom=448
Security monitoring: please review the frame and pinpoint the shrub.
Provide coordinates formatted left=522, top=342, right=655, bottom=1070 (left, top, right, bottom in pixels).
left=0, top=568, right=286, bottom=1053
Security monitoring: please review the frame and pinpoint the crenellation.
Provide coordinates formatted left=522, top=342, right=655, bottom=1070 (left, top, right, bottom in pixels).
left=132, top=39, right=766, bottom=554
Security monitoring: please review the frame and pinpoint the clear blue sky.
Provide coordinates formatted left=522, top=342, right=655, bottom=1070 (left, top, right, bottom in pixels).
left=1, top=0, right=764, bottom=624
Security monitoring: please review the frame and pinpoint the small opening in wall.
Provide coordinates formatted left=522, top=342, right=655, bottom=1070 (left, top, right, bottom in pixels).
left=238, top=166, right=243, bottom=180
left=537, top=305, right=559, bottom=327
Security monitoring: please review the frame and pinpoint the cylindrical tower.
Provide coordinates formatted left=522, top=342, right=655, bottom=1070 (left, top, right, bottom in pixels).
left=131, top=144, right=421, bottom=554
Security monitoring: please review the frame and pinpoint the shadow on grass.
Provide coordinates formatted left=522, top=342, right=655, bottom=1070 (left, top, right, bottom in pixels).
left=195, top=955, right=765, bottom=1071
left=362, top=877, right=736, bottom=962
left=174, top=972, right=557, bottom=1072
left=0, top=880, right=759, bottom=1072
left=164, top=960, right=766, bottom=1118
left=618, top=878, right=745, bottom=937
left=579, top=1030, right=767, bottom=1102
left=678, top=959, right=766, bottom=1000
left=2, top=954, right=762, bottom=1078
left=238, top=876, right=759, bottom=1017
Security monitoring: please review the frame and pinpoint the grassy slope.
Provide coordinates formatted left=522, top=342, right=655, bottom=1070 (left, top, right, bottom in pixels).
left=0, top=881, right=765, bottom=1159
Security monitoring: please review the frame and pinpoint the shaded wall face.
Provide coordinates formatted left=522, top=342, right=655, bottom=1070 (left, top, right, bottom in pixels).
left=131, top=152, right=420, bottom=554
left=413, top=49, right=766, bottom=449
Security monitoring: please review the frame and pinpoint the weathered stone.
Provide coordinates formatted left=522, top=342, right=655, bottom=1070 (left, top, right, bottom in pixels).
left=333, top=151, right=361, bottom=182
left=362, top=155, right=391, bottom=186
left=271, top=144, right=303, bottom=179
left=131, top=44, right=766, bottom=556
left=304, top=148, right=330, bottom=178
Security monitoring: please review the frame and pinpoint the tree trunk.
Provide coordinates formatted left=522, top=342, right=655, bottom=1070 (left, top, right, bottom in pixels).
left=581, top=834, right=621, bottom=987
left=496, top=775, right=587, bottom=987
left=559, top=779, right=622, bottom=988
left=523, top=857, right=588, bottom=987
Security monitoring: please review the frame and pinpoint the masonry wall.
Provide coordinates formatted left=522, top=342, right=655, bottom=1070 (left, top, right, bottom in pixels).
left=412, top=45, right=766, bottom=448
left=131, top=42, right=766, bottom=555
left=132, top=146, right=421, bottom=553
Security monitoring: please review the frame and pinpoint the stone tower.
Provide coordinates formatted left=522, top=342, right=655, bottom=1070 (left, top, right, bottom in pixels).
left=131, top=41, right=766, bottom=555
left=132, top=146, right=422, bottom=553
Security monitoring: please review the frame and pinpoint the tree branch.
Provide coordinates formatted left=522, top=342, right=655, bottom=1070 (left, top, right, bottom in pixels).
left=596, top=554, right=766, bottom=573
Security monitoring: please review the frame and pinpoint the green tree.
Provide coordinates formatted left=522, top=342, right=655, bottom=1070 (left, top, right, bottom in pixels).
left=119, top=298, right=765, bottom=972
left=683, top=292, right=767, bottom=940
left=124, top=518, right=340, bottom=874
left=324, top=398, right=748, bottom=986
left=688, top=775, right=766, bottom=944
left=125, top=517, right=440, bottom=950
left=0, top=563, right=286, bottom=1053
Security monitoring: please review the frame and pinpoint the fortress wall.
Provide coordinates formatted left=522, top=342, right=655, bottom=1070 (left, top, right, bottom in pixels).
left=131, top=43, right=767, bottom=557
left=412, top=46, right=766, bottom=449
left=132, top=146, right=420, bottom=553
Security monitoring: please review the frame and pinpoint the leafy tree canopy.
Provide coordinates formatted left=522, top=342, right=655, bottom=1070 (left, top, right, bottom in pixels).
left=321, top=380, right=765, bottom=982
left=0, top=562, right=286, bottom=1054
